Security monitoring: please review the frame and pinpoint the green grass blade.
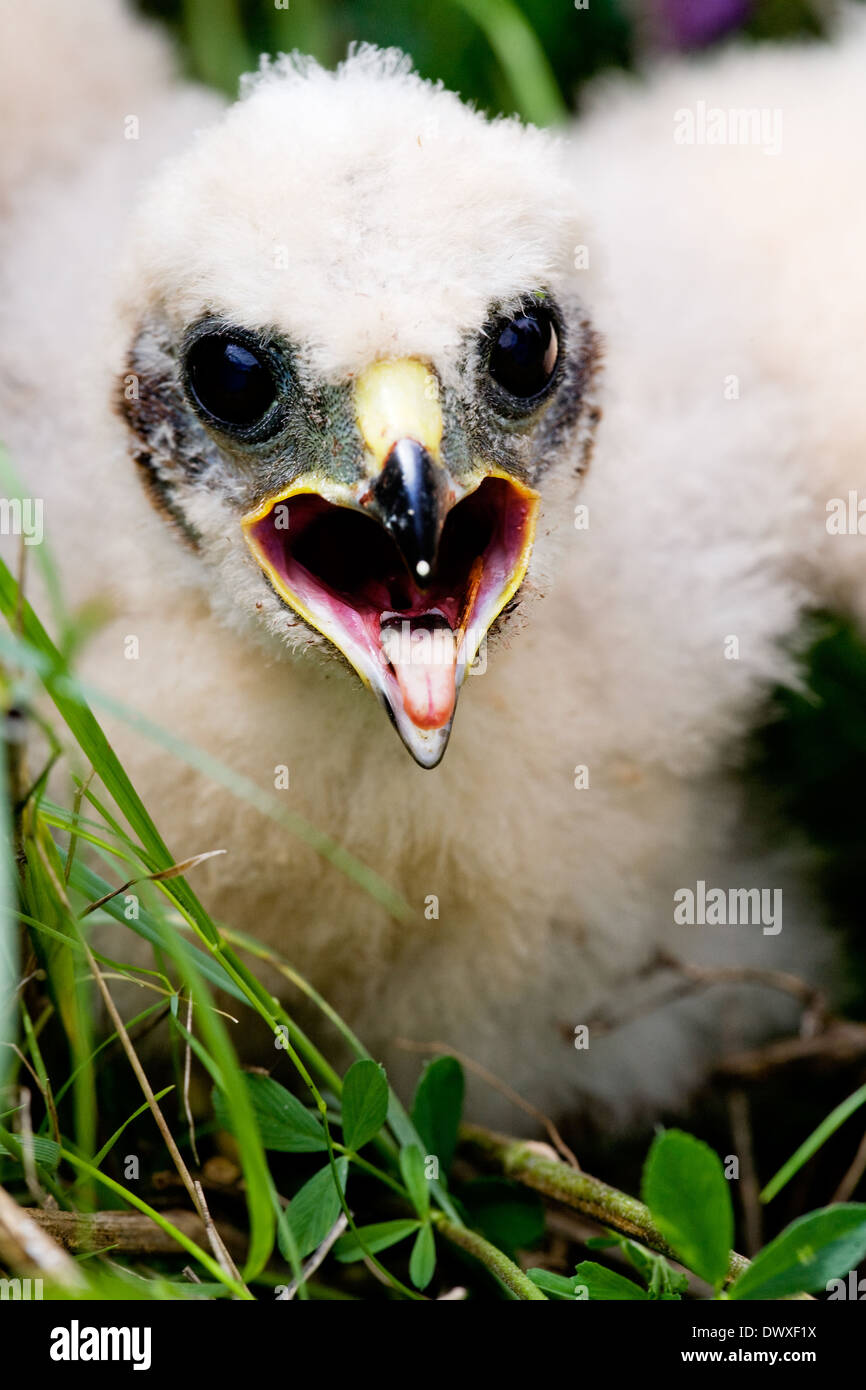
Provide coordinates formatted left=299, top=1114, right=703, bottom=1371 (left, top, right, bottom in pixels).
left=0, top=701, right=17, bottom=1092
left=448, top=0, right=567, bottom=125
left=66, top=860, right=248, bottom=1003
left=48, top=1001, right=168, bottom=1117
left=90, top=1086, right=174, bottom=1171
left=761, top=1084, right=866, bottom=1204
left=0, top=607, right=412, bottom=922
left=182, top=0, right=254, bottom=94
left=0, top=561, right=278, bottom=1270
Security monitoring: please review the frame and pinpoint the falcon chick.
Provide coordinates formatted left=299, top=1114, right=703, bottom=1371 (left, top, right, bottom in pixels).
left=2, top=0, right=865, bottom=1123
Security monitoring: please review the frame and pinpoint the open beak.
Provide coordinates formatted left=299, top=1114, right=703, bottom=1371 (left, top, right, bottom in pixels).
left=242, top=359, right=539, bottom=768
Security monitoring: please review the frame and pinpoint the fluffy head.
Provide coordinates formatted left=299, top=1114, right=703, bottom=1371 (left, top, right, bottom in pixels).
left=115, top=47, right=600, bottom=765
left=124, top=47, right=582, bottom=373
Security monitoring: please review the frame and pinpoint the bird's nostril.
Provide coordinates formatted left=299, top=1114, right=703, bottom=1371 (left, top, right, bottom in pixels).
left=372, top=438, right=447, bottom=586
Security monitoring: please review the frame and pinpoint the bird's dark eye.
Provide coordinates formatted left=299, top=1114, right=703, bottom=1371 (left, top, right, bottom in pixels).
left=186, top=334, right=277, bottom=429
left=487, top=306, right=559, bottom=402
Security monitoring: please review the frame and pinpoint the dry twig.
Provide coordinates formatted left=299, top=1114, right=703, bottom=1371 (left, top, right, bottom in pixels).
left=0, top=1183, right=85, bottom=1288
left=395, top=1037, right=580, bottom=1168
left=25, top=1206, right=247, bottom=1260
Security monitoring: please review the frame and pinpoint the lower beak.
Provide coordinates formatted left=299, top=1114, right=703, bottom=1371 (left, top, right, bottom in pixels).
left=241, top=360, right=539, bottom=768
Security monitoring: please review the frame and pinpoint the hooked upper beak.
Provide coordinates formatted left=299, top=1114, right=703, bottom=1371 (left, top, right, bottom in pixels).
left=242, top=358, right=539, bottom=768
left=354, top=358, right=451, bottom=586
left=370, top=438, right=446, bottom=587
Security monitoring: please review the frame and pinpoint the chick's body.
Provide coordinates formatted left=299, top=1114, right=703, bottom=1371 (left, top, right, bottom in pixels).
left=1, top=1, right=865, bottom=1124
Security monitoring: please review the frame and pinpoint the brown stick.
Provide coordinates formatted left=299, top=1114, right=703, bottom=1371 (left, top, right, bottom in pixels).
left=715, top=1021, right=866, bottom=1081
left=588, top=952, right=828, bottom=1039
left=0, top=1185, right=85, bottom=1287
left=727, top=1089, right=763, bottom=1256
left=25, top=1207, right=248, bottom=1260
left=832, top=1125, right=866, bottom=1203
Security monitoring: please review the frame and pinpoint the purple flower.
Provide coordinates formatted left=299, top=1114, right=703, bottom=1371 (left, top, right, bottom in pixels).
left=655, top=0, right=753, bottom=49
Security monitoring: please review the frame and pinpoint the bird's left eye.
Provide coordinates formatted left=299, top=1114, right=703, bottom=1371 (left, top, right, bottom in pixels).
left=487, top=305, right=560, bottom=404
left=185, top=334, right=278, bottom=430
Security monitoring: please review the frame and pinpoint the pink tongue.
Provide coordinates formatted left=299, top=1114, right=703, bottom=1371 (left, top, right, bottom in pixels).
left=384, top=623, right=458, bottom=731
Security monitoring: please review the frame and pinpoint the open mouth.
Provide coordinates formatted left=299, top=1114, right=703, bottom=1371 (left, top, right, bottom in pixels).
left=243, top=473, right=539, bottom=767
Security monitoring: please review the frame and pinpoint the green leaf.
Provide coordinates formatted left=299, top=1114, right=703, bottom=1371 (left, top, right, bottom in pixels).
left=587, top=1233, right=687, bottom=1299
left=0, top=1134, right=61, bottom=1171
left=527, top=1268, right=582, bottom=1300
left=399, top=1144, right=431, bottom=1219
left=728, top=1204, right=866, bottom=1301
left=409, top=1223, right=436, bottom=1290
left=461, top=1178, right=545, bottom=1257
left=639, top=1248, right=688, bottom=1301
left=410, top=1055, right=465, bottom=1176
left=573, top=1261, right=650, bottom=1300
left=761, top=1084, right=866, bottom=1204
left=283, top=1158, right=349, bottom=1261
left=333, top=1219, right=421, bottom=1263
left=642, top=1129, right=733, bottom=1289
left=341, top=1059, right=389, bottom=1153
left=213, top=1073, right=326, bottom=1153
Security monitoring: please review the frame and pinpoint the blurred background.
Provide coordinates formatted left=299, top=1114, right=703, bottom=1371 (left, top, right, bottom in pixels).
left=137, top=0, right=840, bottom=128
left=128, top=0, right=866, bottom=1253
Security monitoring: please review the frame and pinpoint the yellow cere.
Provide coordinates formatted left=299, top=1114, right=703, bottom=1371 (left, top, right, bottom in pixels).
left=353, top=358, right=443, bottom=470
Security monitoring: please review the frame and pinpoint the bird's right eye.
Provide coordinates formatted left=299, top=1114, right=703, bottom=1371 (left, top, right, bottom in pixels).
left=185, top=334, right=278, bottom=430
left=487, top=304, right=559, bottom=404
